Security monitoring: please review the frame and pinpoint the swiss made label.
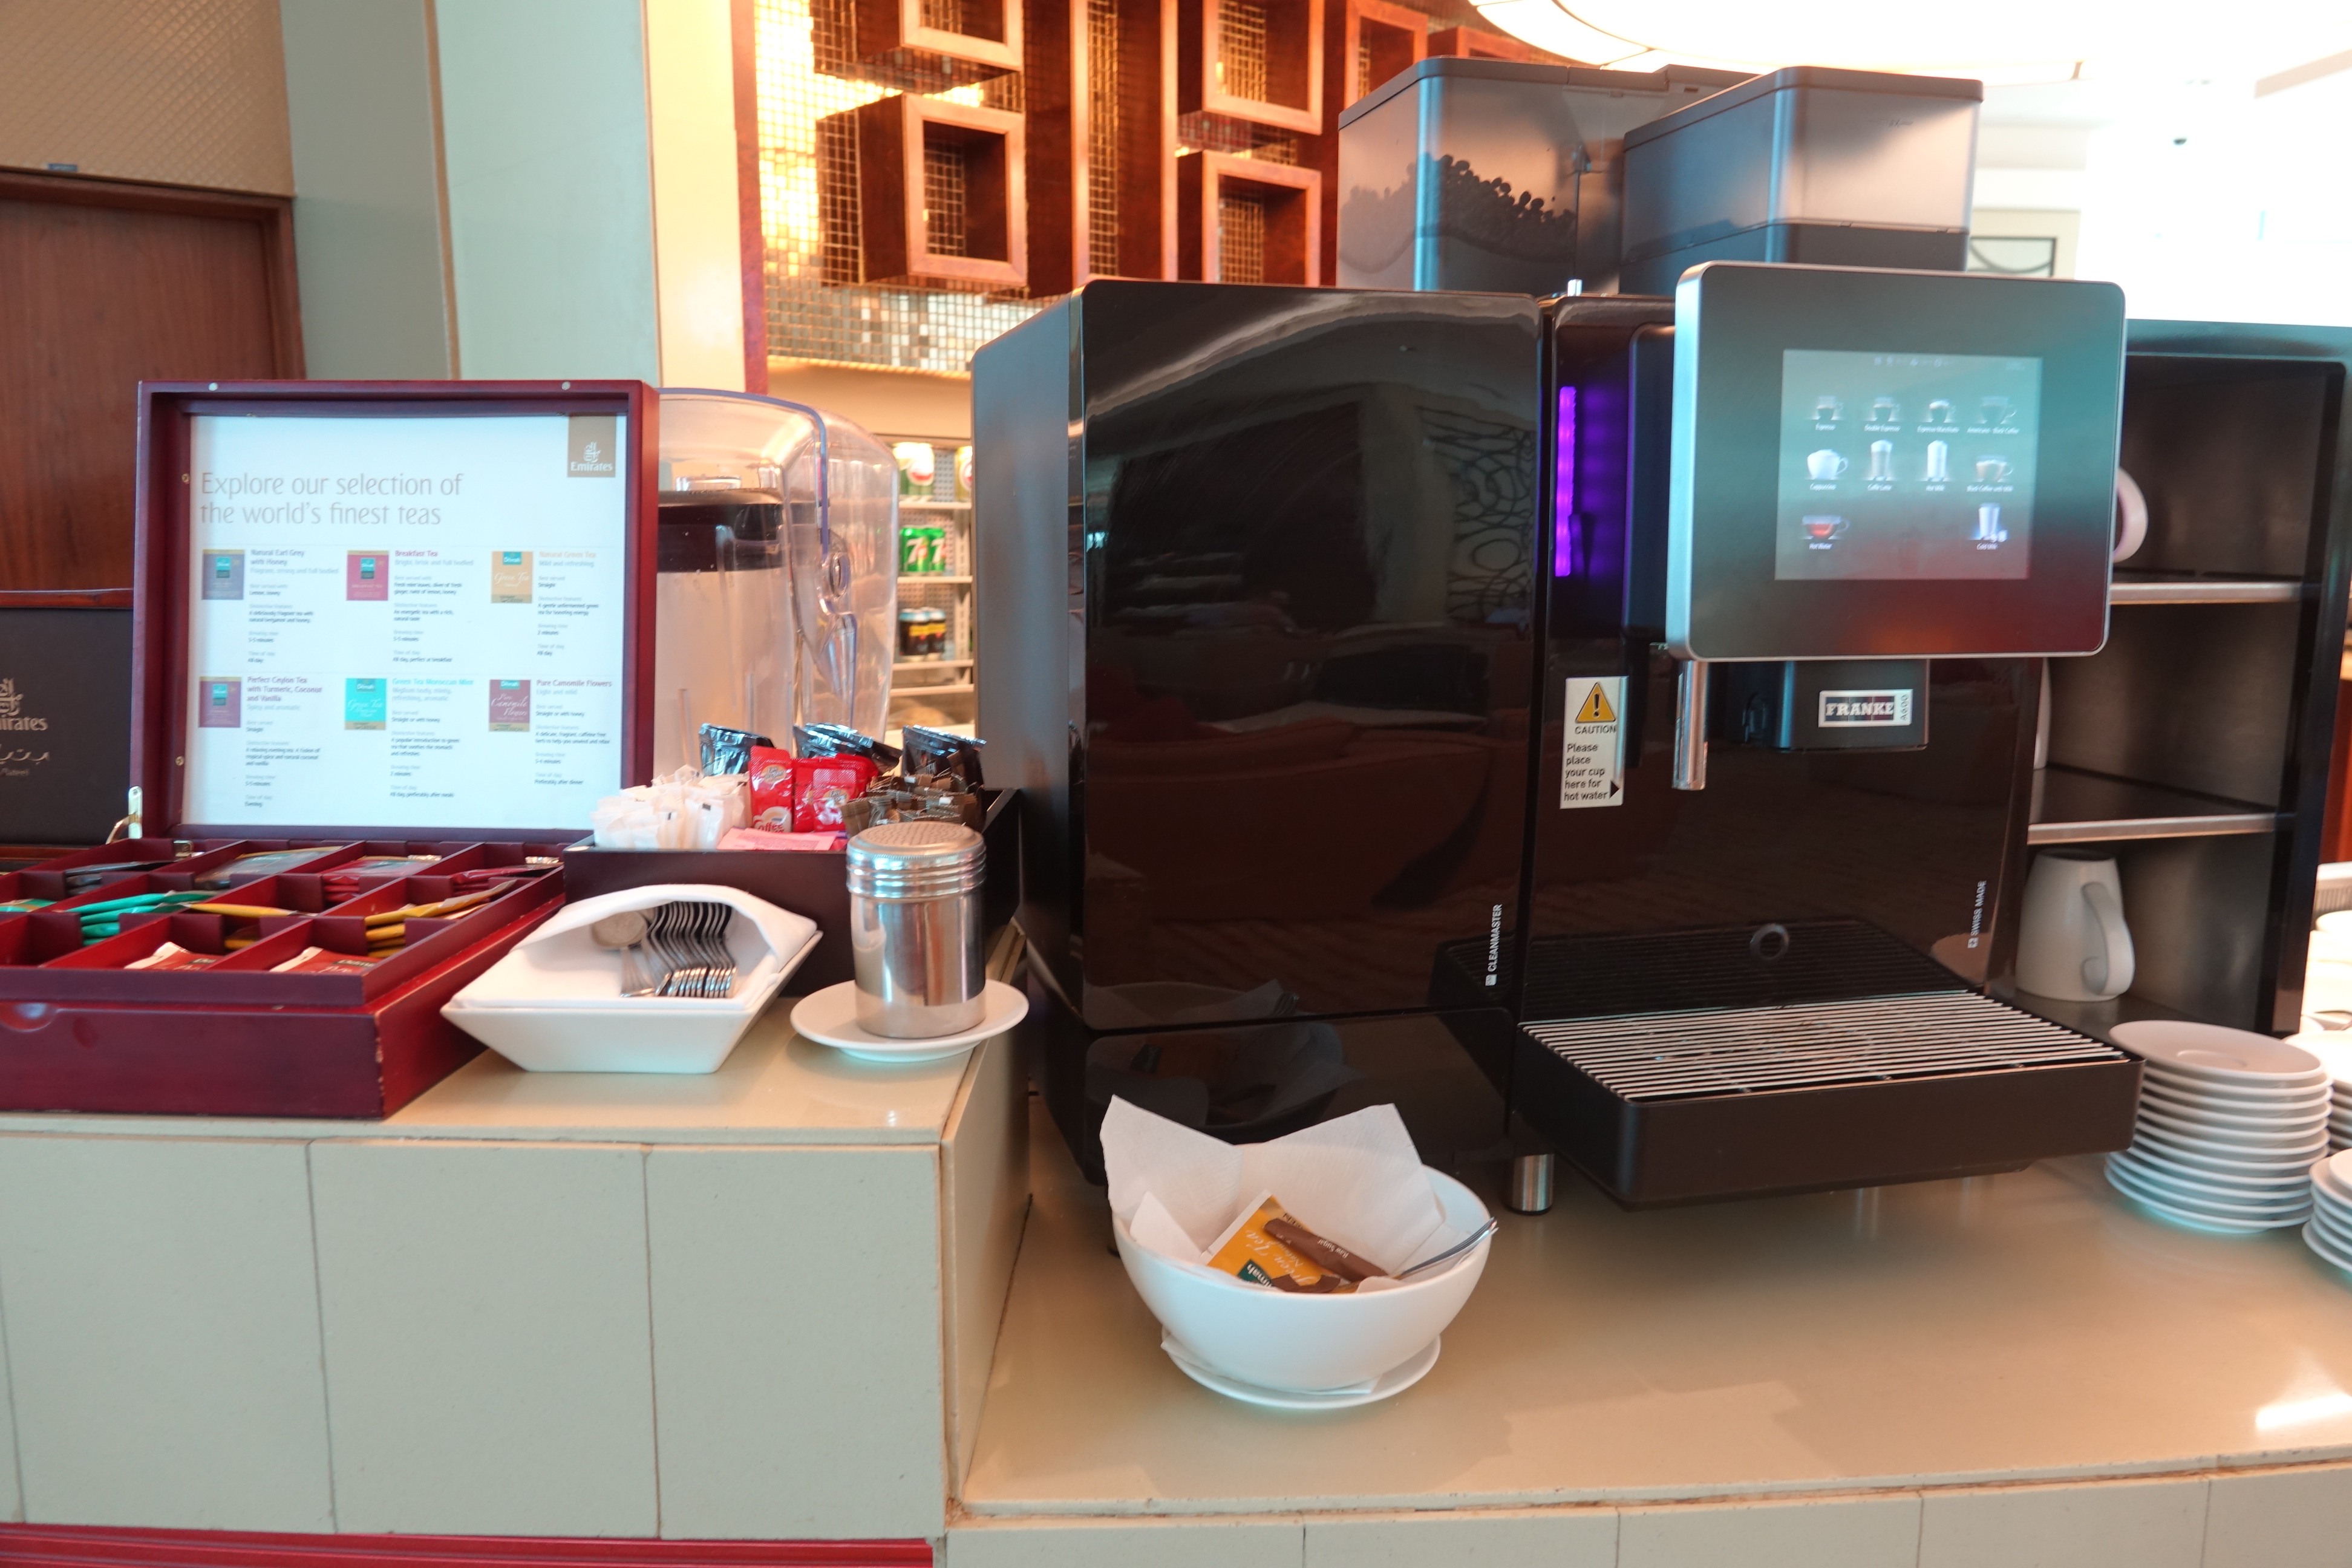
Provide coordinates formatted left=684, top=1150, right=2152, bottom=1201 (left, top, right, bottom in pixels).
left=1818, top=688, right=1915, bottom=727
left=1560, top=676, right=1625, bottom=808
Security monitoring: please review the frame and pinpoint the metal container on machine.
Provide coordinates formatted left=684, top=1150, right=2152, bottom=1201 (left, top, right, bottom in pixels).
left=1618, top=66, right=1981, bottom=296
left=1336, top=57, right=1587, bottom=295
left=846, top=821, right=987, bottom=1037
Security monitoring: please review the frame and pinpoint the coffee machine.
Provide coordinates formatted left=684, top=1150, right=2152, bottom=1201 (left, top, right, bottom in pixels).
left=975, top=261, right=2152, bottom=1206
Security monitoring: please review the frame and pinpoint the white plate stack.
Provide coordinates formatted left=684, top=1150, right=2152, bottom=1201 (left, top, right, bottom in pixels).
left=2307, top=1150, right=2352, bottom=1273
left=2106, top=1021, right=2328, bottom=1234
left=2287, top=1035, right=2352, bottom=1152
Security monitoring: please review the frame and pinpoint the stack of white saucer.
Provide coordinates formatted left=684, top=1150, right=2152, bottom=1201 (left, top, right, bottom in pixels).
left=2307, top=1150, right=2352, bottom=1273
left=2106, top=1020, right=2327, bottom=1234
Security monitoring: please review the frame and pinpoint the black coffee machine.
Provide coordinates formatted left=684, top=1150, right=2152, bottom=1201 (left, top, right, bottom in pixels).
left=975, top=265, right=2146, bottom=1205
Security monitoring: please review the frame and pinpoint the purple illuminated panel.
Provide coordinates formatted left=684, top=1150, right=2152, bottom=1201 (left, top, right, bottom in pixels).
left=1554, top=385, right=1578, bottom=578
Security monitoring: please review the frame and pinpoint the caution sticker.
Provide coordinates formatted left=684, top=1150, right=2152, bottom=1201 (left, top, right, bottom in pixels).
left=1561, top=676, right=1625, bottom=809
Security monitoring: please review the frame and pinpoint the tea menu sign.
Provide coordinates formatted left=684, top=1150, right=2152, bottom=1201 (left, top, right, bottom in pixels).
left=180, top=412, right=630, bottom=830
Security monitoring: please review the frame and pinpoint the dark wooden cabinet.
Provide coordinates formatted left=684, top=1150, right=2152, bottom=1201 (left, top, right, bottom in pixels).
left=0, top=171, right=300, bottom=593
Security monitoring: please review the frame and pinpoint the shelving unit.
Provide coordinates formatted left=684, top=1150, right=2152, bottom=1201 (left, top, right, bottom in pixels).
left=2018, top=325, right=2352, bottom=1035
left=884, top=437, right=979, bottom=736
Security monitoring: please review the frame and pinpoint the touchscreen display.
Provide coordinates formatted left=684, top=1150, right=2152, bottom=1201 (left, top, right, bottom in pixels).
left=1775, top=350, right=2042, bottom=581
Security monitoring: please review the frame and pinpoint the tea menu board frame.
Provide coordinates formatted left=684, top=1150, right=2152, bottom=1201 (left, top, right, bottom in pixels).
left=132, top=381, right=659, bottom=841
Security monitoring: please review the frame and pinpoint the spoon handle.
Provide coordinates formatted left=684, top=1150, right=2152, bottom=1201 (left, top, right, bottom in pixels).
left=1395, top=1218, right=1498, bottom=1279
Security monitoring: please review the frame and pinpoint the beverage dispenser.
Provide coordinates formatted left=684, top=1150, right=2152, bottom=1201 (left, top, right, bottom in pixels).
left=976, top=264, right=2144, bottom=1206
left=653, top=391, right=898, bottom=773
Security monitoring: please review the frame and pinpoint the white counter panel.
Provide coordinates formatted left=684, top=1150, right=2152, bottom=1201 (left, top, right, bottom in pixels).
left=310, top=1139, right=659, bottom=1536
left=0, top=1134, right=332, bottom=1531
left=646, top=1143, right=945, bottom=1538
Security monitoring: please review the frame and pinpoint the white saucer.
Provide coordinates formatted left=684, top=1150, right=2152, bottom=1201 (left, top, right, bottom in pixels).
left=2117, top=1021, right=2327, bottom=1086
left=2127, top=1130, right=2324, bottom=1177
left=2137, top=1088, right=2331, bottom=1129
left=790, top=980, right=1030, bottom=1063
left=1162, top=1333, right=1440, bottom=1410
left=2106, top=1158, right=2308, bottom=1225
left=2141, top=1069, right=2332, bottom=1105
left=2307, top=1221, right=2352, bottom=1275
left=2135, top=1103, right=2327, bottom=1149
left=2112, top=1149, right=2312, bottom=1200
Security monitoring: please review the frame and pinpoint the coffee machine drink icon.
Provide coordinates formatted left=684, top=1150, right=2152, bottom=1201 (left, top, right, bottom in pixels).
left=1868, top=440, right=1895, bottom=480
left=1814, top=396, right=1844, bottom=423
left=1927, top=399, right=1955, bottom=425
left=1975, top=503, right=2008, bottom=544
left=1924, top=440, right=1950, bottom=482
left=1870, top=397, right=1900, bottom=424
left=1807, top=449, right=1849, bottom=481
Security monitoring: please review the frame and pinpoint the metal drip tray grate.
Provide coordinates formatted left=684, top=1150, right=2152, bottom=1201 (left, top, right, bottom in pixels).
left=1524, top=990, right=2126, bottom=1103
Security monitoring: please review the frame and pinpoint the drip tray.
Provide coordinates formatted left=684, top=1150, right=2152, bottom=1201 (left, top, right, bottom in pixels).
left=1498, top=923, right=2143, bottom=1207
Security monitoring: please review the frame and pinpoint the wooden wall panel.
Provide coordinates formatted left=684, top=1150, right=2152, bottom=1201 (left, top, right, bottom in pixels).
left=1307, top=0, right=1423, bottom=284
left=1114, top=0, right=1181, bottom=279
left=1024, top=0, right=1086, bottom=294
left=0, top=172, right=299, bottom=592
left=1175, top=152, right=1319, bottom=283
left=1428, top=24, right=1534, bottom=61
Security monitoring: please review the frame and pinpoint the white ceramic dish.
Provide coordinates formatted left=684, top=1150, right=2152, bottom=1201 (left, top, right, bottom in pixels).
left=2140, top=1072, right=2331, bottom=1111
left=2309, top=1194, right=2352, bottom=1242
left=2126, top=1129, right=2324, bottom=1176
left=2305, top=1204, right=2352, bottom=1258
left=2110, top=1180, right=2276, bottom=1235
left=2135, top=1103, right=2327, bottom=1149
left=2316, top=1150, right=2352, bottom=1200
left=2115, top=1020, right=2327, bottom=1086
left=2108, top=1160, right=2311, bottom=1214
left=790, top=979, right=1030, bottom=1063
left=2132, top=1128, right=2329, bottom=1172
left=1161, top=1332, right=1441, bottom=1410
left=1114, top=1166, right=1491, bottom=1394
left=443, top=885, right=820, bottom=1074
left=2304, top=1223, right=2352, bottom=1273
left=2106, top=1157, right=2308, bottom=1224
left=2145, top=1060, right=2333, bottom=1100
left=2112, top=1149, right=2312, bottom=1199
left=2136, top=1087, right=2331, bottom=1129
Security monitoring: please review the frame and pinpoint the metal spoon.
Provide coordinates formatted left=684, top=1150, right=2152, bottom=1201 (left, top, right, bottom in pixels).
left=1394, top=1218, right=1500, bottom=1280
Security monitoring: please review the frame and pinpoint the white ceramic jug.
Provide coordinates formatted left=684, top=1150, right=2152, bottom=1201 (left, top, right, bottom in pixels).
left=2017, top=849, right=2135, bottom=1001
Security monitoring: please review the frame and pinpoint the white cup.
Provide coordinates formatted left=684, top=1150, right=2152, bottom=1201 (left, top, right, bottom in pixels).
left=1808, top=449, right=1849, bottom=481
left=2016, top=849, right=2135, bottom=1001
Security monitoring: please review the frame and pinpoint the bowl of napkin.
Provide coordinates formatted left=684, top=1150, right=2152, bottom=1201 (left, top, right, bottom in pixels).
left=1104, top=1097, right=1492, bottom=1394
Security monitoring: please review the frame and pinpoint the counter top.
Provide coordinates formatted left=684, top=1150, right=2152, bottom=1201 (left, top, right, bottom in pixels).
left=0, top=1009, right=976, bottom=1145
left=964, top=1101, right=2352, bottom=1517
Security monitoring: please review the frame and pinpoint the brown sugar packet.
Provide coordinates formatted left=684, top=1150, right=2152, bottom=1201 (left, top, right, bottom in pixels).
left=1263, top=1215, right=1387, bottom=1283
left=1204, top=1193, right=1356, bottom=1295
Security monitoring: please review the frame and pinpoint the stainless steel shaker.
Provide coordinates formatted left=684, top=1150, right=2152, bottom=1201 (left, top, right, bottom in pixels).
left=844, top=821, right=986, bottom=1037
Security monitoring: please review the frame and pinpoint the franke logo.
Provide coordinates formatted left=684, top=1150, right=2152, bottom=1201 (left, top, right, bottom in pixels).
left=0, top=679, right=48, bottom=731
left=567, top=414, right=618, bottom=478
left=1818, top=688, right=1913, bottom=727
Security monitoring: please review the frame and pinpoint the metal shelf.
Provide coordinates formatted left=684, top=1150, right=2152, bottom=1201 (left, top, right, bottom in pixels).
left=2026, top=766, right=2282, bottom=845
left=894, top=658, right=973, bottom=671
left=890, top=682, right=975, bottom=698
left=2109, top=576, right=2305, bottom=604
left=899, top=500, right=971, bottom=512
left=898, top=575, right=973, bottom=585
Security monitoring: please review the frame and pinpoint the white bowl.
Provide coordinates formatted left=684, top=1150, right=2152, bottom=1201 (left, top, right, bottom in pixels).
left=443, top=884, right=820, bottom=1073
left=1113, top=1166, right=1491, bottom=1394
